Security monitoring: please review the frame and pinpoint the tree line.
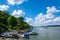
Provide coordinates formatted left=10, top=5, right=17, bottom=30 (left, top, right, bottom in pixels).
left=0, top=11, right=32, bottom=32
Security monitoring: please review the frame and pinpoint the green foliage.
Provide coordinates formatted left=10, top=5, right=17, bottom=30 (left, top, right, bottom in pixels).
left=18, top=17, right=24, bottom=21
left=18, top=17, right=24, bottom=24
left=17, top=17, right=32, bottom=30
left=0, top=11, right=10, bottom=18
left=0, top=23, right=10, bottom=32
left=7, top=16, right=18, bottom=29
left=0, top=11, right=32, bottom=32
left=13, top=26, right=19, bottom=30
left=0, top=11, right=10, bottom=32
left=22, top=22, right=31, bottom=29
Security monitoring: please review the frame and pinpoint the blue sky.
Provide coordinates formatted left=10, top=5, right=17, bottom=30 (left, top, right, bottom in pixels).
left=0, top=0, right=60, bottom=26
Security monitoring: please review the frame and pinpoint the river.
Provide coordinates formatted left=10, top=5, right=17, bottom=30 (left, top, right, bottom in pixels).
left=29, top=27, right=60, bottom=40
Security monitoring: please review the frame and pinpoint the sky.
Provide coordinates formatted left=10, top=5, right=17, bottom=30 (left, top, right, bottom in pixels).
left=0, top=0, right=60, bottom=26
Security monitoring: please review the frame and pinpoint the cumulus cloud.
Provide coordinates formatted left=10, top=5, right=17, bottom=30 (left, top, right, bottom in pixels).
left=25, top=17, right=33, bottom=25
left=7, top=0, right=27, bottom=5
left=12, top=10, right=25, bottom=18
left=33, top=13, right=46, bottom=26
left=32, top=13, right=55, bottom=26
left=45, top=13, right=54, bottom=19
left=25, top=17, right=33, bottom=23
left=53, top=16, right=60, bottom=22
left=47, top=6, right=60, bottom=13
left=44, top=16, right=60, bottom=25
left=52, top=16, right=60, bottom=25
left=27, top=6, right=60, bottom=26
left=0, top=5, right=9, bottom=11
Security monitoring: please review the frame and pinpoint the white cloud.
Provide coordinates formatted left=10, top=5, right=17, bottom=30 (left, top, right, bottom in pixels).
left=28, top=6, right=60, bottom=26
left=45, top=16, right=60, bottom=25
left=33, top=13, right=45, bottom=26
left=33, top=13, right=55, bottom=26
left=43, top=20, right=52, bottom=24
left=42, top=16, right=60, bottom=25
left=45, top=13, right=54, bottom=19
left=47, top=6, right=60, bottom=13
left=35, top=13, right=45, bottom=21
left=53, top=16, right=60, bottom=22
left=25, top=17, right=33, bottom=23
left=0, top=5, right=9, bottom=11
left=7, top=0, right=27, bottom=5
left=53, top=16, right=60, bottom=25
left=25, top=17, right=33, bottom=25
left=12, top=10, right=25, bottom=18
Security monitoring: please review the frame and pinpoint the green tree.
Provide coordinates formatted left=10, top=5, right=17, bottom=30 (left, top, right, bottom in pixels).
left=0, top=11, right=10, bottom=25
left=17, top=17, right=24, bottom=29
left=18, top=17, right=24, bottom=23
left=0, top=23, right=10, bottom=32
left=0, top=11, right=10, bottom=32
left=21, top=22, right=31, bottom=29
left=0, top=11, right=32, bottom=32
left=7, top=16, right=18, bottom=29
left=17, top=17, right=32, bottom=30
left=0, top=11, right=10, bottom=18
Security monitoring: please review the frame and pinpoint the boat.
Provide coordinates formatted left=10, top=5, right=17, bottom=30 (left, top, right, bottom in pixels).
left=27, top=31, right=38, bottom=35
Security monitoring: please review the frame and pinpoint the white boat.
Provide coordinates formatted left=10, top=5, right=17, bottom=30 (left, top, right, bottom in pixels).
left=27, top=31, right=38, bottom=35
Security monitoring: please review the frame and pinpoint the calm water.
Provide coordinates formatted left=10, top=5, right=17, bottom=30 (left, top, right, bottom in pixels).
left=29, top=27, right=60, bottom=40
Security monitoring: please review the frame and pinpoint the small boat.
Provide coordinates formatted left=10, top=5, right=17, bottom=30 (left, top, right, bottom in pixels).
left=21, top=34, right=30, bottom=39
left=28, top=31, right=38, bottom=35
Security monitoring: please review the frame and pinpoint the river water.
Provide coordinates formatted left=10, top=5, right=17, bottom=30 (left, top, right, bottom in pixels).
left=29, top=27, right=60, bottom=40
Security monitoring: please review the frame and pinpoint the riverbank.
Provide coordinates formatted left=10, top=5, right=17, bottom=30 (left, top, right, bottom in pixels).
left=0, top=27, right=33, bottom=38
left=0, top=37, right=29, bottom=40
